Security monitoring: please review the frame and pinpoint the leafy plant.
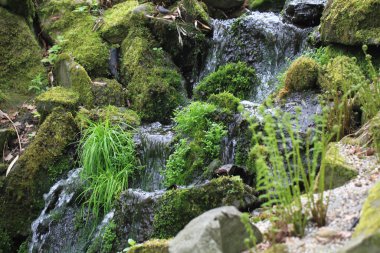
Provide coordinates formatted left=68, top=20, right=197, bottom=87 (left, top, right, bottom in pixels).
left=164, top=139, right=191, bottom=187
left=29, top=73, right=47, bottom=94
left=250, top=105, right=334, bottom=237
left=241, top=213, right=257, bottom=252
left=202, top=122, right=227, bottom=157
left=79, top=118, right=137, bottom=220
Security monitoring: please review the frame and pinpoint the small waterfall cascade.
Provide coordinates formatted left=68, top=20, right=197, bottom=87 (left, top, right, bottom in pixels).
left=134, top=122, right=174, bottom=191
left=201, top=11, right=312, bottom=103
left=30, top=168, right=83, bottom=253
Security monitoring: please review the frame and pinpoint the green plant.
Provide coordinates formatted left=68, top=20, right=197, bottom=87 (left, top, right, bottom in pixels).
left=250, top=106, right=334, bottom=237
left=29, top=73, right=48, bottom=94
left=79, top=118, right=137, bottom=220
left=164, top=139, right=191, bottom=187
left=73, top=5, right=89, bottom=13
left=241, top=213, right=257, bottom=252
left=202, top=122, right=227, bottom=157
left=195, top=62, right=259, bottom=100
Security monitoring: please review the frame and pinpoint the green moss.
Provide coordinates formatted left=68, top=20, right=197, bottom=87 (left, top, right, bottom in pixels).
left=38, top=0, right=109, bottom=76
left=53, top=54, right=94, bottom=107
left=92, top=78, right=127, bottom=107
left=0, top=7, right=44, bottom=94
left=319, top=56, right=366, bottom=92
left=320, top=0, right=380, bottom=45
left=87, top=221, right=117, bottom=253
left=284, top=56, right=319, bottom=92
left=0, top=0, right=35, bottom=23
left=207, top=92, right=241, bottom=114
left=75, top=106, right=141, bottom=130
left=0, top=228, right=11, bottom=253
left=17, top=240, right=29, bottom=253
left=182, top=0, right=210, bottom=24
left=152, top=176, right=257, bottom=238
left=320, top=142, right=358, bottom=190
left=120, top=26, right=185, bottom=123
left=195, top=62, right=259, bottom=100
left=0, top=108, right=78, bottom=238
left=128, top=239, right=169, bottom=253
left=36, top=87, right=80, bottom=120
left=100, top=0, right=142, bottom=44
left=354, top=182, right=380, bottom=237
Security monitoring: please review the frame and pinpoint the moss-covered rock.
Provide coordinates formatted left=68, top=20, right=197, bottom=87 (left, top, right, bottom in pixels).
left=0, top=108, right=78, bottom=241
left=128, top=239, right=169, bottom=253
left=152, top=176, right=258, bottom=238
left=353, top=181, right=380, bottom=238
left=319, top=143, right=358, bottom=190
left=75, top=106, right=141, bottom=130
left=0, top=128, right=15, bottom=152
left=320, top=0, right=380, bottom=46
left=53, top=54, right=94, bottom=107
left=0, top=0, right=35, bottom=23
left=0, top=7, right=44, bottom=94
left=38, top=0, right=109, bottom=76
left=92, top=78, right=127, bottom=107
left=36, top=86, right=80, bottom=120
left=284, top=56, right=319, bottom=92
left=100, top=0, right=144, bottom=44
left=195, top=62, right=259, bottom=100
left=120, top=26, right=185, bottom=123
left=182, top=0, right=210, bottom=24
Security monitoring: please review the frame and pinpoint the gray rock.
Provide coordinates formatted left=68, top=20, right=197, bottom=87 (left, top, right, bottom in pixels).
left=283, top=0, right=327, bottom=27
left=169, top=206, right=263, bottom=253
left=339, top=231, right=380, bottom=253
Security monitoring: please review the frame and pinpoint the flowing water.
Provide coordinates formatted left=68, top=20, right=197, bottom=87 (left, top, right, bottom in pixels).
left=30, top=8, right=319, bottom=251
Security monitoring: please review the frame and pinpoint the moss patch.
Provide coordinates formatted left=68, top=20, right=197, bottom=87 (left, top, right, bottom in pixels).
left=207, top=92, right=241, bottom=114
left=248, top=0, right=286, bottom=11
left=194, top=62, right=259, bottom=100
left=0, top=0, right=35, bottom=23
left=36, top=86, right=80, bottom=120
left=0, top=7, right=44, bottom=94
left=92, top=78, right=127, bottom=107
left=320, top=0, right=380, bottom=45
left=38, top=0, right=109, bottom=76
left=152, top=176, right=258, bottom=239
left=284, top=56, right=319, bottom=92
left=100, top=0, right=142, bottom=44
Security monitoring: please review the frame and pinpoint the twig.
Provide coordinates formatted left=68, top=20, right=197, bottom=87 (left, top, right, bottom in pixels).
left=0, top=109, right=22, bottom=153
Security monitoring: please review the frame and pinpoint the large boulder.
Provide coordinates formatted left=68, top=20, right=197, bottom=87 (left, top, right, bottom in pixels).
left=320, top=0, right=380, bottom=46
left=283, top=0, right=327, bottom=27
left=0, top=0, right=35, bottom=22
left=0, top=7, right=44, bottom=94
left=0, top=108, right=78, bottom=245
left=113, top=177, right=258, bottom=249
left=169, top=206, right=263, bottom=253
left=38, top=0, right=109, bottom=76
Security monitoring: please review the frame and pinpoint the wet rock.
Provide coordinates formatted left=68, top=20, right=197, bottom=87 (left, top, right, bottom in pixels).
left=283, top=0, right=327, bottom=27
left=319, top=143, right=358, bottom=190
left=169, top=206, right=263, bottom=253
left=53, top=54, right=94, bottom=108
left=0, top=7, right=44, bottom=94
left=114, top=189, right=165, bottom=248
left=214, top=164, right=252, bottom=184
left=320, top=0, right=380, bottom=46
left=36, top=87, right=80, bottom=120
